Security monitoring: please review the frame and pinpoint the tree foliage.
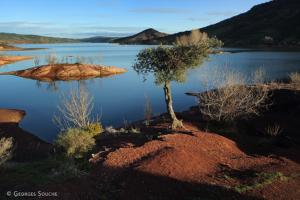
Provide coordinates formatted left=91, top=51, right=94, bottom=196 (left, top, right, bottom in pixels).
left=133, top=29, right=222, bottom=129
left=133, top=44, right=209, bottom=85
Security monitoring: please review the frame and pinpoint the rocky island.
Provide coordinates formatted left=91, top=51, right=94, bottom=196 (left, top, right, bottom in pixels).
left=0, top=63, right=127, bottom=81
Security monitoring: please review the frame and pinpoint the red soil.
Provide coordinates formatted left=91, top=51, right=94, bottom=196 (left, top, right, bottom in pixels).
left=85, top=121, right=300, bottom=200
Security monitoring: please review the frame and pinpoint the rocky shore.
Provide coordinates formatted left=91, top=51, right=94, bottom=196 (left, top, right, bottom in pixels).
left=0, top=63, right=127, bottom=81
left=0, top=109, right=53, bottom=161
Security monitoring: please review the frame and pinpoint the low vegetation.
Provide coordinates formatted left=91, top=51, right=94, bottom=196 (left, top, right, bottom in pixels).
left=45, top=53, right=57, bottom=65
left=264, top=124, right=283, bottom=137
left=55, top=127, right=96, bottom=158
left=289, top=72, right=300, bottom=88
left=198, top=69, right=269, bottom=121
left=233, top=172, right=287, bottom=194
left=42, top=53, right=100, bottom=66
left=33, top=56, right=40, bottom=67
left=144, top=95, right=153, bottom=126
left=54, top=87, right=103, bottom=158
left=0, top=137, right=13, bottom=166
left=1, top=156, right=87, bottom=187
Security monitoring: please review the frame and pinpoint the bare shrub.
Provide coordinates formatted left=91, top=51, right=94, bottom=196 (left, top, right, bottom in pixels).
left=75, top=56, right=86, bottom=64
left=253, top=68, right=266, bottom=84
left=289, top=72, right=300, bottom=88
left=60, top=56, right=69, bottom=64
left=33, top=56, right=40, bottom=67
left=53, top=87, right=103, bottom=159
left=45, top=53, right=57, bottom=65
left=87, top=57, right=94, bottom=64
left=0, top=137, right=13, bottom=165
left=175, top=29, right=209, bottom=46
left=264, top=124, right=282, bottom=137
left=198, top=69, right=269, bottom=121
left=54, top=87, right=98, bottom=130
left=144, top=95, right=153, bottom=126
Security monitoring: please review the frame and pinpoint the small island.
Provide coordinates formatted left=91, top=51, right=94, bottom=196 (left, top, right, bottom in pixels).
left=0, top=63, right=127, bottom=81
left=0, top=55, right=32, bottom=66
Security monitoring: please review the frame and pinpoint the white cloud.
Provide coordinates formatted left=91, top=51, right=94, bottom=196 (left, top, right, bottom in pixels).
left=0, top=21, right=146, bottom=38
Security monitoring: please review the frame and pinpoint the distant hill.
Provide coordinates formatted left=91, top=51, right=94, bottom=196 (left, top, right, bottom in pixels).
left=80, top=36, right=118, bottom=43
left=113, top=0, right=300, bottom=48
left=0, top=43, right=22, bottom=50
left=201, top=0, right=300, bottom=47
left=113, top=28, right=168, bottom=44
left=0, top=33, right=79, bottom=44
left=113, top=28, right=219, bottom=46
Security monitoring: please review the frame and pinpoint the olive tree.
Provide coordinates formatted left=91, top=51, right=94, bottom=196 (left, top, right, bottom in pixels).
left=133, top=43, right=210, bottom=129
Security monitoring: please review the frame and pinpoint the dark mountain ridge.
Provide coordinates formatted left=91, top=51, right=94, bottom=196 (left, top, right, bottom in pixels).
left=201, top=0, right=300, bottom=47
left=1, top=0, right=299, bottom=48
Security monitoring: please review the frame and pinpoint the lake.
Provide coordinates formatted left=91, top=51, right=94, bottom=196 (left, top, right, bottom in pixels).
left=1, top=43, right=300, bottom=142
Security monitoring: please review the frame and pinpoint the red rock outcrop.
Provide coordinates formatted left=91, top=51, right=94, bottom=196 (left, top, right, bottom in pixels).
left=0, top=63, right=127, bottom=81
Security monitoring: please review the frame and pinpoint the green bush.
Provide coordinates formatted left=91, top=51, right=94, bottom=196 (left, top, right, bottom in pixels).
left=55, top=128, right=95, bottom=158
left=83, top=122, right=103, bottom=137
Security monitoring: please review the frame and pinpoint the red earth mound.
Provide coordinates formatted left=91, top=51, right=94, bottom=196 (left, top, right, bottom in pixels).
left=86, top=121, right=299, bottom=200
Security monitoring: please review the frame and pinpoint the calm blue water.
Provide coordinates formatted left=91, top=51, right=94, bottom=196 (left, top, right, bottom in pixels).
left=1, top=43, right=300, bottom=142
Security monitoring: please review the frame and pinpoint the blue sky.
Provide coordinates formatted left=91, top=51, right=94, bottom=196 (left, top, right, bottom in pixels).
left=0, top=0, right=269, bottom=38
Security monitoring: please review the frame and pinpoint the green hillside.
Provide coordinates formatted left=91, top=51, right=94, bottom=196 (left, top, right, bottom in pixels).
left=0, top=33, right=79, bottom=44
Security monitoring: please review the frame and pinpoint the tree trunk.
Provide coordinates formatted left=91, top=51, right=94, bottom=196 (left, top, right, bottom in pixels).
left=163, top=82, right=183, bottom=129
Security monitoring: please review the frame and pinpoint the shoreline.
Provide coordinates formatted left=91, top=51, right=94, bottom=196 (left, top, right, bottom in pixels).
left=0, top=55, right=32, bottom=66
left=1, top=82, right=299, bottom=151
left=0, top=109, right=53, bottom=161
left=0, top=83, right=299, bottom=199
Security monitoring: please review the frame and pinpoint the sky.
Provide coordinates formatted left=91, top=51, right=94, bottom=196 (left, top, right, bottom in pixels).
left=0, top=0, right=270, bottom=38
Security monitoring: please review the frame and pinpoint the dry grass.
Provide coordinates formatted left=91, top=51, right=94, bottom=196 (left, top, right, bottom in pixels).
left=175, top=29, right=209, bottom=46
left=264, top=124, right=283, bottom=136
left=54, top=87, right=97, bottom=130
left=33, top=56, right=40, bottom=67
left=0, top=137, right=13, bottom=165
left=198, top=69, right=269, bottom=121
left=45, top=53, right=57, bottom=65
left=289, top=72, right=300, bottom=88
left=144, top=95, right=153, bottom=126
